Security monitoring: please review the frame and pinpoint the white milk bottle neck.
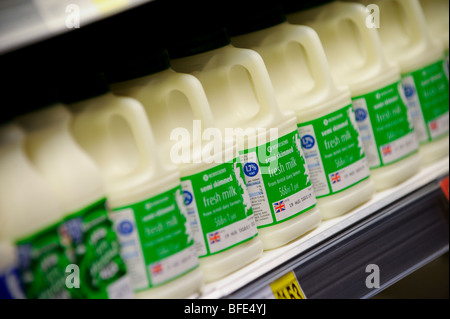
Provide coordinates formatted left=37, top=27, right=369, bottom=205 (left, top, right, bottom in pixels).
left=16, top=103, right=71, bottom=132
left=17, top=104, right=106, bottom=214
left=0, top=123, right=63, bottom=241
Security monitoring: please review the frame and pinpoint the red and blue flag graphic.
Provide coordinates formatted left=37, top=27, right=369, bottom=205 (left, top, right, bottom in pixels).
left=273, top=201, right=286, bottom=214
left=209, top=232, right=221, bottom=244
left=382, top=145, right=392, bottom=156
left=430, top=121, right=438, bottom=131
left=151, top=263, right=163, bottom=275
left=331, top=172, right=341, bottom=184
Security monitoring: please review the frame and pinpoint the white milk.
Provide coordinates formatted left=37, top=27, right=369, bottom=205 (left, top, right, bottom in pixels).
left=109, top=50, right=263, bottom=282
left=366, top=0, right=449, bottom=165
left=229, top=6, right=375, bottom=220
left=420, top=0, right=449, bottom=81
left=169, top=28, right=321, bottom=250
left=0, top=123, right=66, bottom=299
left=420, top=0, right=449, bottom=58
left=68, top=73, right=203, bottom=296
left=16, top=104, right=135, bottom=299
left=287, top=1, right=422, bottom=191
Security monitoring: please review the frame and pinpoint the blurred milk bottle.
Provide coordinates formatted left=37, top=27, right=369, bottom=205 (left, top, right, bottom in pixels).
left=97, top=4, right=261, bottom=282
left=0, top=53, right=70, bottom=299
left=165, top=0, right=322, bottom=249
left=419, top=0, right=449, bottom=69
left=286, top=1, right=422, bottom=190
left=363, top=0, right=449, bottom=164
left=60, top=23, right=203, bottom=296
left=228, top=0, right=375, bottom=220
left=14, top=45, right=134, bottom=299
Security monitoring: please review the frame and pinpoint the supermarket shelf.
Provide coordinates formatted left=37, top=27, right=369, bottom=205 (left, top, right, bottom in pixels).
left=0, top=0, right=152, bottom=54
left=196, top=156, right=449, bottom=299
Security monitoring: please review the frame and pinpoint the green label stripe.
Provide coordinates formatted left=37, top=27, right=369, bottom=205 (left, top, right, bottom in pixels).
left=181, top=157, right=258, bottom=258
left=239, top=130, right=316, bottom=229
left=60, top=198, right=132, bottom=299
left=444, top=51, right=449, bottom=81
left=352, top=81, right=419, bottom=169
left=297, top=104, right=370, bottom=198
left=16, top=222, right=73, bottom=299
left=110, top=186, right=198, bottom=290
left=401, top=59, right=449, bottom=143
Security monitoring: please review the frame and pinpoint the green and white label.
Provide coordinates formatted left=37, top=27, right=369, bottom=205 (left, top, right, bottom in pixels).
left=297, top=105, right=370, bottom=198
left=16, top=222, right=73, bottom=299
left=239, top=130, right=316, bottom=228
left=60, top=198, right=133, bottom=299
left=110, top=186, right=198, bottom=291
left=181, top=157, right=258, bottom=258
left=352, top=81, right=419, bottom=168
left=401, top=59, right=449, bottom=143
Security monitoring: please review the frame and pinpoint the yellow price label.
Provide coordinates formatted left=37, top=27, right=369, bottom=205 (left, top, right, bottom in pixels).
left=270, top=271, right=306, bottom=299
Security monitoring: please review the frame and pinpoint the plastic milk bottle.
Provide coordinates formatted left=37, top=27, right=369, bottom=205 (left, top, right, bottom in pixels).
left=228, top=0, right=375, bottom=220
left=94, top=0, right=261, bottom=281
left=43, top=20, right=204, bottom=298
left=287, top=1, right=422, bottom=191
left=0, top=121, right=66, bottom=299
left=365, top=0, right=449, bottom=164
left=0, top=57, right=98, bottom=299
left=165, top=1, right=321, bottom=250
left=0, top=65, right=72, bottom=299
left=419, top=0, right=449, bottom=76
left=0, top=118, right=62, bottom=300
left=17, top=102, right=135, bottom=299
left=64, top=68, right=204, bottom=297
left=106, top=43, right=263, bottom=281
left=0, top=100, right=25, bottom=300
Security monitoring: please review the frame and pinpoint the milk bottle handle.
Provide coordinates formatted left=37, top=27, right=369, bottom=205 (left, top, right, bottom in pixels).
left=169, top=73, right=215, bottom=128
left=107, top=99, right=158, bottom=176
left=288, top=26, right=334, bottom=92
left=397, top=0, right=434, bottom=47
left=233, top=49, right=282, bottom=119
left=338, top=4, right=385, bottom=69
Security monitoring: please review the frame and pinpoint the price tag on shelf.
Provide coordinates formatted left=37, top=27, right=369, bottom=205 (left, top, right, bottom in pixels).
left=440, top=176, right=449, bottom=201
left=269, top=271, right=306, bottom=299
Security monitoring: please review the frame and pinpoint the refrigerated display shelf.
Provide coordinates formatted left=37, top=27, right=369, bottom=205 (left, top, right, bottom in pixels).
left=0, top=0, right=152, bottom=54
left=1, top=1, right=448, bottom=301
left=195, top=156, right=449, bottom=299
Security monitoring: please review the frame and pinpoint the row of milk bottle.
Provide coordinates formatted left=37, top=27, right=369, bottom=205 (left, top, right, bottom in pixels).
left=1, top=0, right=448, bottom=299
left=0, top=50, right=136, bottom=299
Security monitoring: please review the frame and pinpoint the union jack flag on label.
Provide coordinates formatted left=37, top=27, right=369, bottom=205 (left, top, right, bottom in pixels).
left=430, top=120, right=439, bottom=131
left=151, top=263, right=163, bottom=275
left=331, top=172, right=341, bottom=184
left=382, top=145, right=392, bottom=156
left=273, top=201, right=286, bottom=214
left=209, top=231, right=221, bottom=244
